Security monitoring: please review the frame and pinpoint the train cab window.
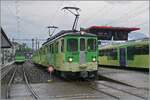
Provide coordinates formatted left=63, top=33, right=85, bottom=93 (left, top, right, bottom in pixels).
left=87, top=39, right=96, bottom=51
left=80, top=38, right=85, bottom=51
left=67, top=39, right=78, bottom=52
left=61, top=39, right=64, bottom=52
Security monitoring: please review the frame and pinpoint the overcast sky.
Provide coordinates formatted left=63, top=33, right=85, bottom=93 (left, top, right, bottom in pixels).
left=1, top=1, right=149, bottom=48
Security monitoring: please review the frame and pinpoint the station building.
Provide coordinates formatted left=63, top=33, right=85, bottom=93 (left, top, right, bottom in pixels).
left=1, top=27, right=14, bottom=65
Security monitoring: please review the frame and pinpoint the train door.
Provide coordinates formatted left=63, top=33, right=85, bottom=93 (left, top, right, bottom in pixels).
left=80, top=38, right=85, bottom=64
left=119, top=48, right=126, bottom=66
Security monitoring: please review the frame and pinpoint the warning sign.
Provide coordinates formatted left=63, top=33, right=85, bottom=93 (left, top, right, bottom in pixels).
left=48, top=67, right=54, bottom=72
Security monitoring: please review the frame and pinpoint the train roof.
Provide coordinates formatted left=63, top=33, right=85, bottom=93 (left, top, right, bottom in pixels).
left=42, top=30, right=97, bottom=46
left=99, top=38, right=149, bottom=50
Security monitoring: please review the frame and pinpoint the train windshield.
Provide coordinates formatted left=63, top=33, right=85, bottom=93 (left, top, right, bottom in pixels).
left=67, top=38, right=78, bottom=52
left=87, top=39, right=96, bottom=51
left=80, top=38, right=85, bottom=51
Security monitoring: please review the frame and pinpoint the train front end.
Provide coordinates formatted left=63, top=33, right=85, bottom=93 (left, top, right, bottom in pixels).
left=61, top=32, right=98, bottom=78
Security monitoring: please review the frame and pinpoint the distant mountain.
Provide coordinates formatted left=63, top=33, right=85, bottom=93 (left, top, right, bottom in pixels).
left=128, top=32, right=149, bottom=40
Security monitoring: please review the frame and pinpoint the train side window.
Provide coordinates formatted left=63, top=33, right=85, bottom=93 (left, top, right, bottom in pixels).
left=108, top=49, right=118, bottom=60
left=50, top=44, right=52, bottom=53
left=136, top=45, right=149, bottom=55
left=52, top=44, right=54, bottom=53
left=44, top=48, right=46, bottom=54
left=44, top=47, right=46, bottom=54
left=143, top=45, right=149, bottom=54
left=49, top=45, right=51, bottom=53
left=55, top=42, right=59, bottom=53
left=127, top=45, right=149, bottom=60
left=41, top=49, right=43, bottom=54
left=127, top=46, right=134, bottom=60
left=61, top=39, right=64, bottom=52
left=112, top=49, right=118, bottom=60
left=46, top=46, right=48, bottom=53
left=45, top=46, right=47, bottom=54
left=50, top=45, right=51, bottom=53
left=41, top=48, right=43, bottom=54
left=99, top=50, right=104, bottom=56
left=49, top=45, right=50, bottom=53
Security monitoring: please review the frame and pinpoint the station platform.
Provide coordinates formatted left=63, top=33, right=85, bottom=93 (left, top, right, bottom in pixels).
left=98, top=67, right=149, bottom=89
left=0, top=61, right=15, bottom=69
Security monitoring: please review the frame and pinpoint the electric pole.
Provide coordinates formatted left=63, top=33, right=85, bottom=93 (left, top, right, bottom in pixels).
left=32, top=38, right=34, bottom=53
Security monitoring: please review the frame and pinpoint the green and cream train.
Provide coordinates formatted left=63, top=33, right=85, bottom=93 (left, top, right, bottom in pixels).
left=32, top=30, right=98, bottom=78
left=98, top=38, right=149, bottom=70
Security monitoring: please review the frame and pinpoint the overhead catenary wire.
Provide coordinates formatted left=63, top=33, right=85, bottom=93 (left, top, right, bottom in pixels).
left=7, top=2, right=48, bottom=38
left=80, top=4, right=107, bottom=26
left=114, top=8, right=149, bottom=26
left=49, top=1, right=64, bottom=26
left=134, top=22, right=149, bottom=27
left=15, top=0, right=20, bottom=34
left=81, top=4, right=111, bottom=26
left=48, top=1, right=81, bottom=32
left=106, top=5, right=149, bottom=25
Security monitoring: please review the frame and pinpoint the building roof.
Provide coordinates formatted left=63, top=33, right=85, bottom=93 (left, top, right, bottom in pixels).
left=86, top=26, right=140, bottom=32
left=1, top=27, right=12, bottom=48
left=84, top=26, right=140, bottom=40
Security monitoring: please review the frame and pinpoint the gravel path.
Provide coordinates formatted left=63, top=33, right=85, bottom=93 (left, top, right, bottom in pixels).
left=23, top=61, right=53, bottom=83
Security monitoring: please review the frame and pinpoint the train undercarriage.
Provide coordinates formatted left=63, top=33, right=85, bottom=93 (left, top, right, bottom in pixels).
left=54, top=70, right=98, bottom=79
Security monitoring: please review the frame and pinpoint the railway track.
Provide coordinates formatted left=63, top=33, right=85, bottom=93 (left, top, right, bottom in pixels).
left=22, top=65, right=39, bottom=100
left=98, top=67, right=149, bottom=93
left=51, top=74, right=147, bottom=100
left=86, top=79, right=148, bottom=100
left=59, top=78, right=119, bottom=100
left=98, top=74, right=149, bottom=91
left=57, top=76, right=147, bottom=100
left=86, top=83, right=120, bottom=100
left=6, top=65, right=17, bottom=99
left=6, top=64, right=39, bottom=100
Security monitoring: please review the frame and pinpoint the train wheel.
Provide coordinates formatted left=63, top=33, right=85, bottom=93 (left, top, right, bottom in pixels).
left=60, top=72, right=67, bottom=79
left=80, top=71, right=88, bottom=79
left=88, top=71, right=98, bottom=79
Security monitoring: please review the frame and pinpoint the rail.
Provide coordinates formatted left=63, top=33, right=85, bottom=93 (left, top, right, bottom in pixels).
left=22, top=65, right=39, bottom=100
left=6, top=66, right=17, bottom=99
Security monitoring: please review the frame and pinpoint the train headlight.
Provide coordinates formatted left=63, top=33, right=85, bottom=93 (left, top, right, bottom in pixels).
left=81, top=31, right=85, bottom=35
left=92, top=58, right=96, bottom=62
left=68, top=58, right=73, bottom=62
